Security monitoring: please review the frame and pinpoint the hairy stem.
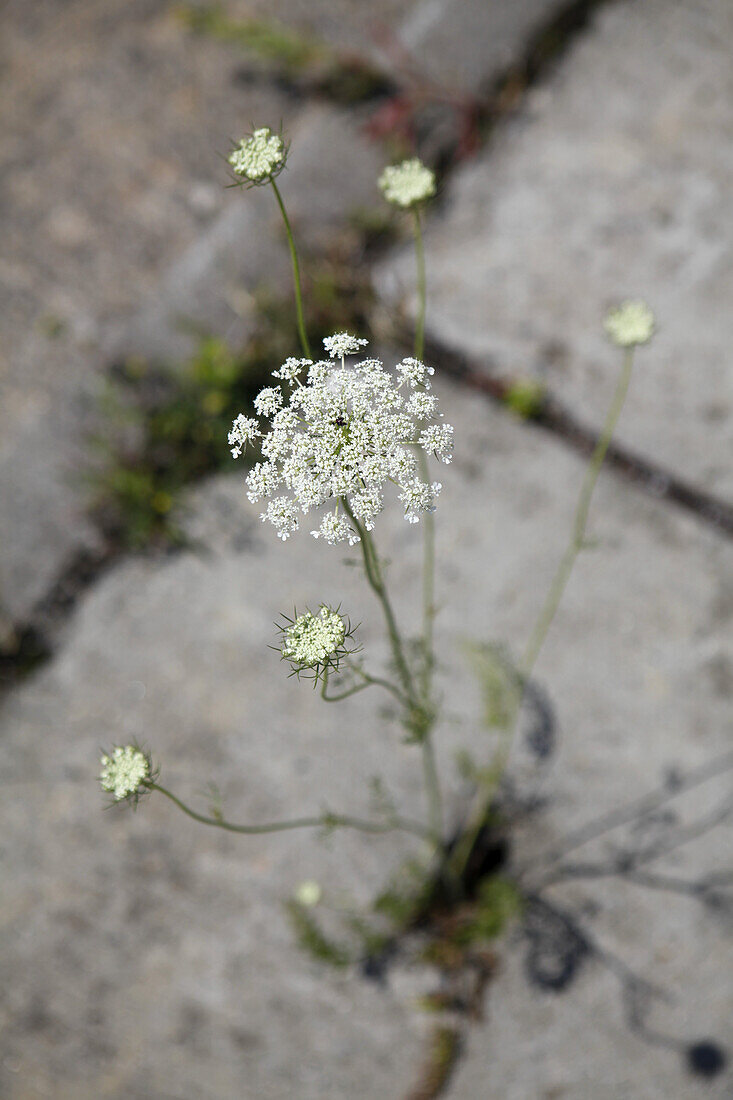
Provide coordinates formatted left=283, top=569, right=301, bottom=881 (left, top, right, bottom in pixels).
left=148, top=782, right=432, bottom=841
left=270, top=178, right=312, bottom=359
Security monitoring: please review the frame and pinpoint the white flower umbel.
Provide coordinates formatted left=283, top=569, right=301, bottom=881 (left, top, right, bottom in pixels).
left=228, top=127, right=286, bottom=184
left=604, top=300, right=655, bottom=348
left=323, top=333, right=368, bottom=360
left=279, top=606, right=357, bottom=681
left=99, top=745, right=150, bottom=802
left=378, top=158, right=436, bottom=208
left=229, top=334, right=453, bottom=545
left=228, top=414, right=261, bottom=458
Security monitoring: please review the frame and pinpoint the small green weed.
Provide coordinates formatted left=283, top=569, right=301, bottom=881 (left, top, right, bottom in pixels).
left=88, top=258, right=374, bottom=551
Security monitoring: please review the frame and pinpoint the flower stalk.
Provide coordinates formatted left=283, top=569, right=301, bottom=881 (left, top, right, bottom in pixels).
left=446, top=343, right=640, bottom=889
left=147, top=781, right=435, bottom=842
left=270, top=178, right=312, bottom=359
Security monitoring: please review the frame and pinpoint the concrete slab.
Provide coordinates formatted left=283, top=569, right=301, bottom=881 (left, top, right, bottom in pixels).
left=378, top=0, right=733, bottom=497
left=1, top=371, right=731, bottom=1097
left=396, top=0, right=564, bottom=95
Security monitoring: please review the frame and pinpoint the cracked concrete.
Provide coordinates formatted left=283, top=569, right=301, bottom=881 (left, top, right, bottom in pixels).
left=2, top=0, right=733, bottom=1096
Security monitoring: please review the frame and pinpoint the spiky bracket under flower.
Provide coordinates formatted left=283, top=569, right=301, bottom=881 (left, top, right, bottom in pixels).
left=276, top=605, right=360, bottom=685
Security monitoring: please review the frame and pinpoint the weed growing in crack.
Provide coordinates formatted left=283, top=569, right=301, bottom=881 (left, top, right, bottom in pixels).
left=93, top=123, right=726, bottom=1087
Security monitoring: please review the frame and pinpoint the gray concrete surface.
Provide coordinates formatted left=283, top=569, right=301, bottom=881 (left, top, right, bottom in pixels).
left=395, top=0, right=563, bottom=95
left=378, top=0, right=733, bottom=497
left=1, top=374, right=731, bottom=1098
left=0, top=0, right=562, bottom=629
left=3, top=0, right=733, bottom=1096
left=0, top=0, right=295, bottom=626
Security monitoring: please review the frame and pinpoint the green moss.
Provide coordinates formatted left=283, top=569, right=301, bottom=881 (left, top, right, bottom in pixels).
left=87, top=336, right=266, bottom=549
left=88, top=257, right=373, bottom=551
left=503, top=378, right=545, bottom=420
left=409, top=1026, right=462, bottom=1100
left=176, top=3, right=325, bottom=71
left=175, top=3, right=391, bottom=104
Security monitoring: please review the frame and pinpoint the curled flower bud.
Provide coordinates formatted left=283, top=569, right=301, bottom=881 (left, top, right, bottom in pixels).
left=603, top=300, right=655, bottom=348
left=378, top=158, right=436, bottom=208
left=99, top=745, right=151, bottom=802
left=228, top=127, right=287, bottom=184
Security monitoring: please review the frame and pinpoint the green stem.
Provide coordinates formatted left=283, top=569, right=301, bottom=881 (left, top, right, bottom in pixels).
left=270, top=178, right=311, bottom=359
left=320, top=665, right=407, bottom=705
left=412, top=207, right=427, bottom=363
left=341, top=499, right=417, bottom=706
left=411, top=207, right=436, bottom=693
left=520, top=348, right=635, bottom=679
left=448, top=347, right=637, bottom=886
left=412, top=206, right=442, bottom=841
left=148, top=782, right=432, bottom=841
left=421, top=731, right=443, bottom=844
left=342, top=499, right=444, bottom=840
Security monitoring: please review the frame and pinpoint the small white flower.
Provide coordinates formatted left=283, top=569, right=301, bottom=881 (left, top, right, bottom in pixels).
left=99, top=745, right=150, bottom=801
left=350, top=486, right=383, bottom=531
left=604, top=300, right=655, bottom=348
left=378, top=158, right=436, bottom=208
left=246, top=461, right=280, bottom=503
left=396, top=356, right=434, bottom=388
left=407, top=391, right=438, bottom=419
left=261, top=496, right=300, bottom=540
left=419, top=423, right=454, bottom=463
left=399, top=479, right=441, bottom=524
left=273, top=358, right=311, bottom=385
left=295, top=880, right=322, bottom=907
left=228, top=127, right=286, bottom=182
left=254, top=386, right=283, bottom=417
left=323, top=333, right=368, bottom=359
left=228, top=414, right=261, bottom=458
left=311, top=511, right=360, bottom=546
left=281, top=607, right=347, bottom=667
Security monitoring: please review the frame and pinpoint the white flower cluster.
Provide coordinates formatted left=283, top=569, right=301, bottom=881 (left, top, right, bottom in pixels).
left=378, top=158, right=436, bottom=208
left=323, top=332, right=368, bottom=359
left=604, top=300, right=655, bottom=348
left=282, top=607, right=347, bottom=668
left=99, top=745, right=149, bottom=801
left=228, top=128, right=286, bottom=182
left=229, top=334, right=453, bottom=544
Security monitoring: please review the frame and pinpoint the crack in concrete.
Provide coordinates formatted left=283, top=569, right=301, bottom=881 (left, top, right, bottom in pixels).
left=421, top=329, right=733, bottom=541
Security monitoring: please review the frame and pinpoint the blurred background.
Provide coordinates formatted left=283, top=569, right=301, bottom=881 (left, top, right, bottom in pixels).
left=2, top=1, right=732, bottom=1097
